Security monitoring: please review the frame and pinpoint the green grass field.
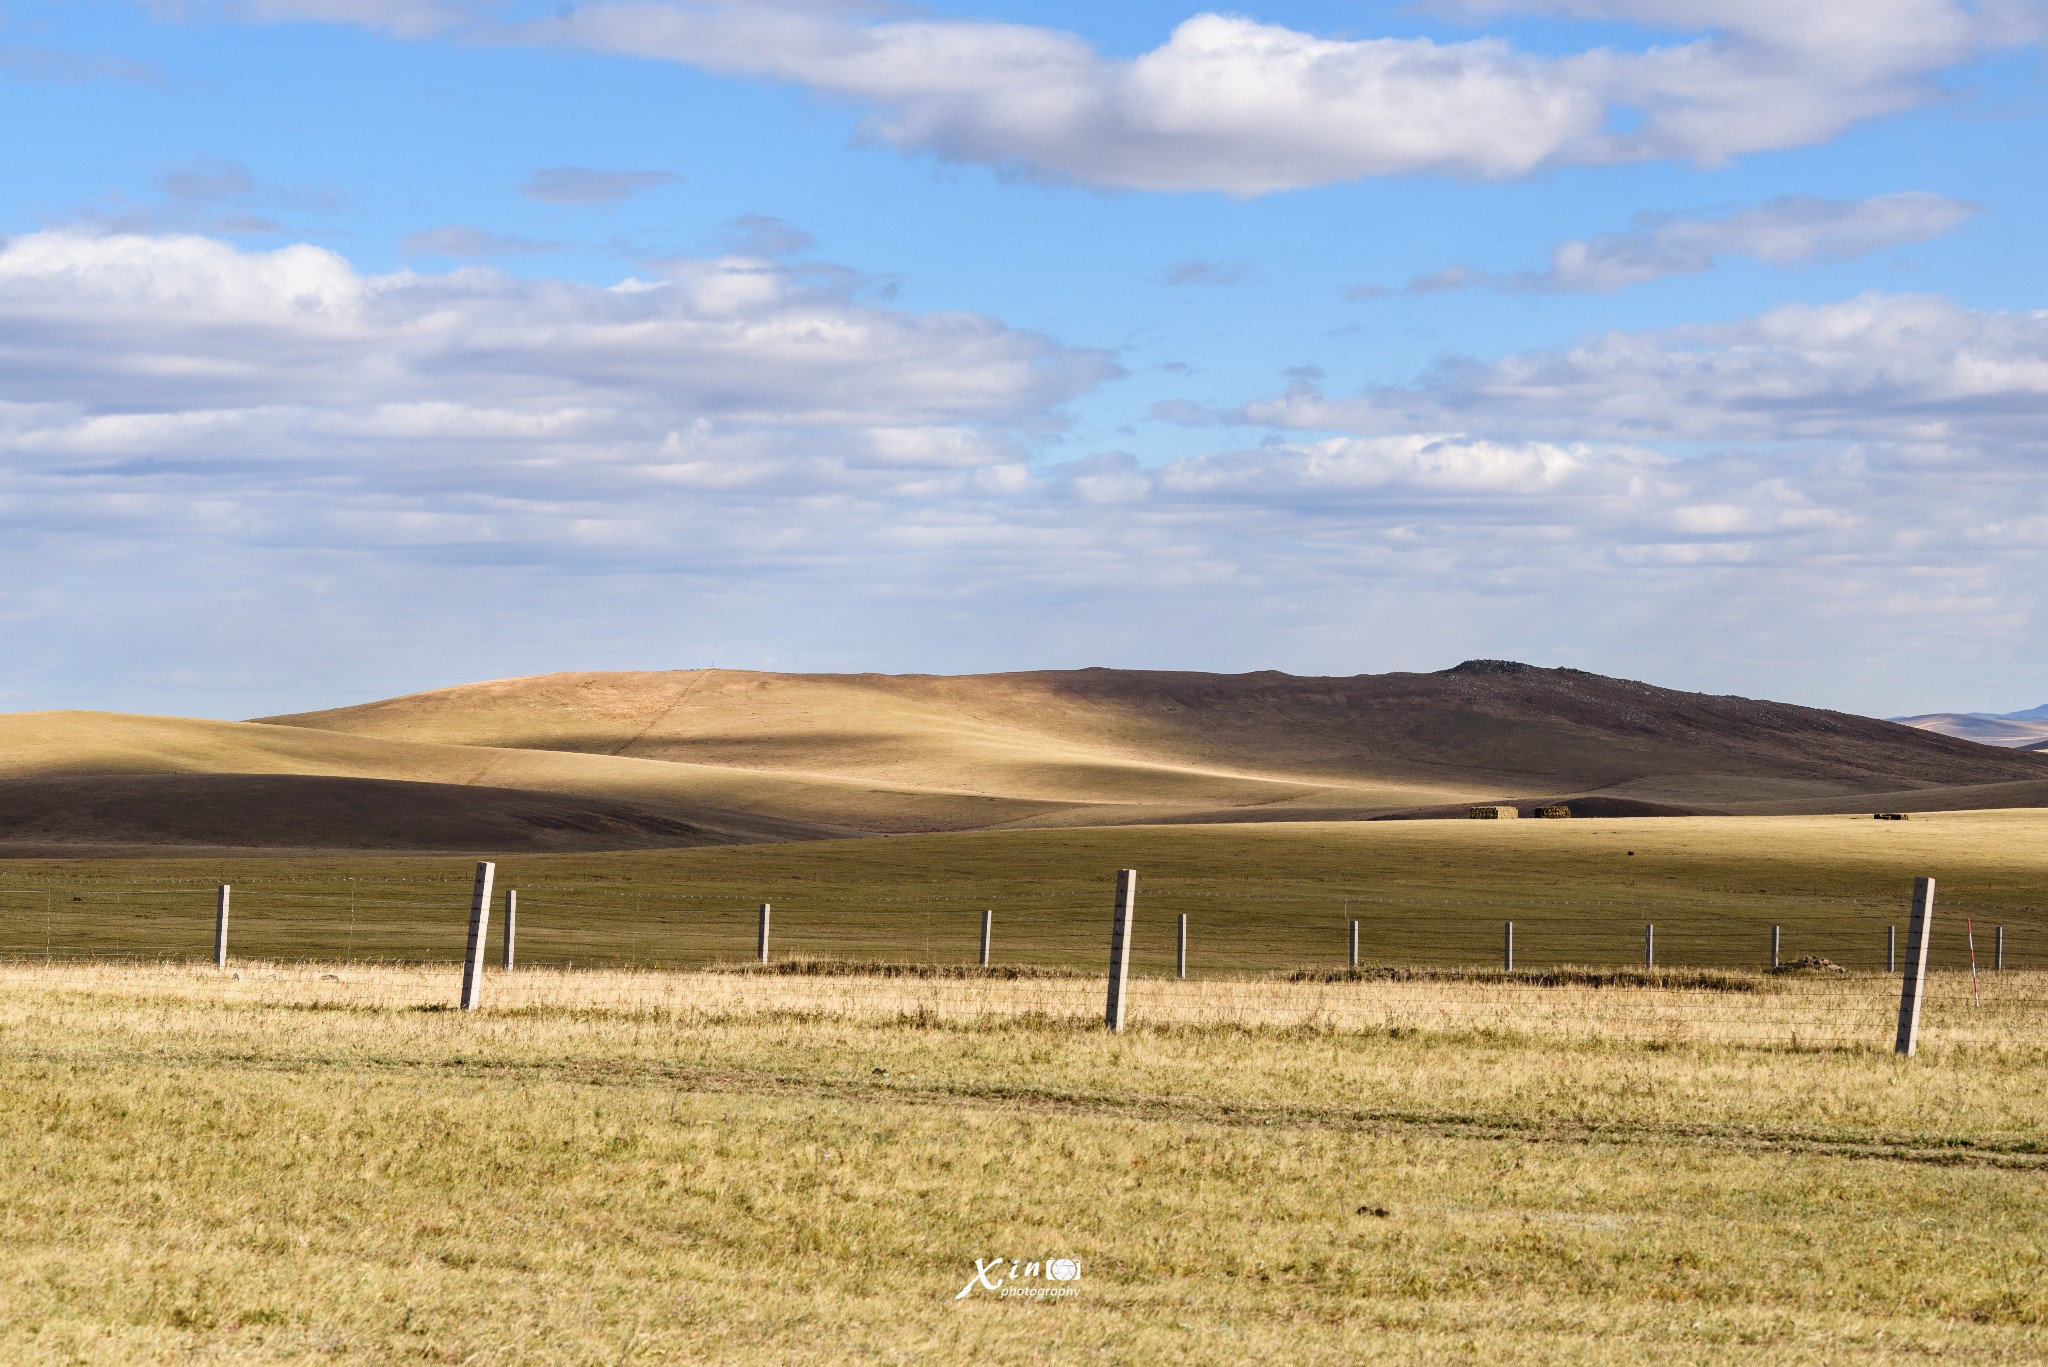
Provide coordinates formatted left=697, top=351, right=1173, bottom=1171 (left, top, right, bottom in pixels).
left=3, top=812, right=2044, bottom=975
left=1, top=960, right=2044, bottom=1364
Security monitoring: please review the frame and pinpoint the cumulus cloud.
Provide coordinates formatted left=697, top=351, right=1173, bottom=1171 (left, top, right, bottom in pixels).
left=532, top=6, right=1605, bottom=190
left=519, top=165, right=681, bottom=204
left=3, top=230, right=2044, bottom=716
left=222, top=0, right=2044, bottom=192
left=1383, top=192, right=1980, bottom=295
left=1240, top=292, right=2048, bottom=444
left=0, top=231, right=1114, bottom=439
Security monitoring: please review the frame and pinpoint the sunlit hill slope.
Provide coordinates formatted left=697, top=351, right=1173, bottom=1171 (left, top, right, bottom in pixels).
left=1, top=661, right=2042, bottom=852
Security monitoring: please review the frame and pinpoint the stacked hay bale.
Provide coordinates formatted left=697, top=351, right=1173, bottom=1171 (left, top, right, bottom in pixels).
left=1468, top=806, right=1519, bottom=819
left=1534, top=805, right=1571, bottom=819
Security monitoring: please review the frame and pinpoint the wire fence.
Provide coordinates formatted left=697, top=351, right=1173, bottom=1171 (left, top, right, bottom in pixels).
left=2, top=870, right=2042, bottom=1050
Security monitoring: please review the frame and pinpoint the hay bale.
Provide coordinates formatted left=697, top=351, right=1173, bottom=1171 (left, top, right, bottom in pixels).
left=1534, top=805, right=1572, bottom=819
left=1467, top=805, right=1518, bottom=819
left=1874, top=812, right=1909, bottom=821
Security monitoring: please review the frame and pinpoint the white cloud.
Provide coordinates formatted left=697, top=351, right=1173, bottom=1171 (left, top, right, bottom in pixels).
left=0, top=231, right=1114, bottom=432
left=534, top=6, right=1601, bottom=190
left=1158, top=434, right=1668, bottom=500
left=3, top=231, right=2045, bottom=717
left=217, top=0, right=2043, bottom=192
left=1241, top=292, right=2048, bottom=444
left=1384, top=193, right=1980, bottom=295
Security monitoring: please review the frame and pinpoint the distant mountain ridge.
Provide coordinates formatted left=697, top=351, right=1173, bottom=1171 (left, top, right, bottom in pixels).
left=1891, top=705, right=2048, bottom=749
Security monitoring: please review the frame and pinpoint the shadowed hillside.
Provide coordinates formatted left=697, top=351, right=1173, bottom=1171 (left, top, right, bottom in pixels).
left=263, top=660, right=2048, bottom=820
left=0, top=712, right=853, bottom=851
left=4, top=662, right=2040, bottom=852
left=0, top=774, right=741, bottom=854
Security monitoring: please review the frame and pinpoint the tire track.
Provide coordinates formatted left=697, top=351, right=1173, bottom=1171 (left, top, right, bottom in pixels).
left=11, top=1046, right=2045, bottom=1171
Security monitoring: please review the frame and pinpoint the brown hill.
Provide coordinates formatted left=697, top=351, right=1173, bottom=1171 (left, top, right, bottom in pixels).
left=260, top=660, right=2048, bottom=825
left=0, top=711, right=855, bottom=851
left=5, top=662, right=2040, bottom=853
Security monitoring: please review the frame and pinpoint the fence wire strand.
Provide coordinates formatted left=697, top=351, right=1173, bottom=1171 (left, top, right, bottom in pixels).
left=2, top=872, right=2043, bottom=1050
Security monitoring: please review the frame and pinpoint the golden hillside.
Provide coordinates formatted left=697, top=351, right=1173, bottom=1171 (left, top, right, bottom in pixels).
left=261, top=669, right=1476, bottom=817
left=3, top=662, right=2043, bottom=851
left=262, top=662, right=2048, bottom=820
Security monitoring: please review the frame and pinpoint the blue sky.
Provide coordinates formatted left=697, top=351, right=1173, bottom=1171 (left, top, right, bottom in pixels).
left=3, top=0, right=2046, bottom=718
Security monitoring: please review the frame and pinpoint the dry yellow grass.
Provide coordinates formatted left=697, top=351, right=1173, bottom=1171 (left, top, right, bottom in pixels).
left=10, top=958, right=2030, bottom=1053
left=2, top=961, right=2045, bottom=1364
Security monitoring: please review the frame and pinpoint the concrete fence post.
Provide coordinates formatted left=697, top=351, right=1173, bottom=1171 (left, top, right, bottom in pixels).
left=1771, top=924, right=1781, bottom=971
left=1348, top=919, right=1359, bottom=970
left=1996, top=925, right=2005, bottom=972
left=214, top=885, right=230, bottom=969
left=501, top=889, right=517, bottom=971
left=1176, top=912, right=1187, bottom=981
left=1894, top=877, right=1936, bottom=1057
left=1105, top=869, right=1137, bottom=1031
left=460, top=861, right=495, bottom=1011
left=757, top=903, right=772, bottom=964
left=979, top=909, right=992, bottom=968
left=1643, top=923, right=1655, bottom=968
left=1504, top=920, right=1514, bottom=973
left=1888, top=924, right=1897, bottom=974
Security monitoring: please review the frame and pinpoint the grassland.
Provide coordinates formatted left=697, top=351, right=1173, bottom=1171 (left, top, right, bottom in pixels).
left=1, top=960, right=2044, bottom=1364
left=4, top=812, right=2044, bottom=975
left=9, top=684, right=2044, bottom=1361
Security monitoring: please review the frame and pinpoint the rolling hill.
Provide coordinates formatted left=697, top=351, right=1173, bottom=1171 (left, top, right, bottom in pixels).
left=2, top=661, right=2042, bottom=852
left=262, top=660, right=2048, bottom=823
left=0, top=711, right=855, bottom=853
left=1891, top=708, right=2048, bottom=748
